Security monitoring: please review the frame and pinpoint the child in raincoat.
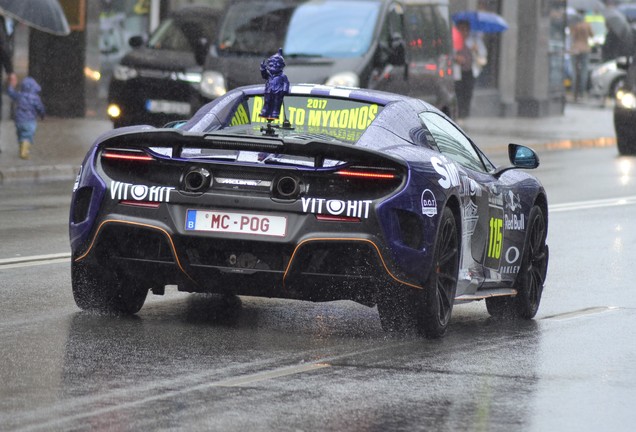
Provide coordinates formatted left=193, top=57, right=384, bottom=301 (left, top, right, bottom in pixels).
left=7, top=76, right=45, bottom=159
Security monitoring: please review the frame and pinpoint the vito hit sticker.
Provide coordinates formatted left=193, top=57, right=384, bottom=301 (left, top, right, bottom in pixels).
left=301, top=197, right=372, bottom=219
left=110, top=181, right=175, bottom=202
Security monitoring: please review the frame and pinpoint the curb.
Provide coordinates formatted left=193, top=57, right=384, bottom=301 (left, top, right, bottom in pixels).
left=0, top=164, right=78, bottom=185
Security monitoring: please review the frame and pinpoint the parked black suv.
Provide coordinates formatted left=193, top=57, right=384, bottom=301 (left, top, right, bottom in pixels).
left=107, top=5, right=224, bottom=128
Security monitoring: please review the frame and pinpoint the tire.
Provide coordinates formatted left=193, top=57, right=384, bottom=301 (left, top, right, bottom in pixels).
left=616, top=129, right=636, bottom=155
left=486, top=205, right=548, bottom=319
left=72, top=261, right=148, bottom=314
left=614, top=111, right=636, bottom=155
left=416, top=207, right=460, bottom=338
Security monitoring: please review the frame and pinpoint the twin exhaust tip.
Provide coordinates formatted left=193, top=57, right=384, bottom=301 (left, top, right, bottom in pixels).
left=182, top=167, right=212, bottom=193
left=274, top=175, right=301, bottom=199
left=181, top=168, right=302, bottom=199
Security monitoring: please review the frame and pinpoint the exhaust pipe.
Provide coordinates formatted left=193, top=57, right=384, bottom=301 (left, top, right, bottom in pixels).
left=274, top=175, right=301, bottom=199
left=182, top=167, right=212, bottom=193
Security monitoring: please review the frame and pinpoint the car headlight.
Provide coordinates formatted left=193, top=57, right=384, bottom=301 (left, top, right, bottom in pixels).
left=325, top=72, right=359, bottom=87
left=113, top=64, right=138, bottom=81
left=617, top=90, right=636, bottom=109
left=200, top=71, right=227, bottom=98
left=107, top=103, right=121, bottom=119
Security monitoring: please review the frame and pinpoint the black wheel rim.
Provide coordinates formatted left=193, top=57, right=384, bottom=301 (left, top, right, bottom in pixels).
left=434, top=215, right=459, bottom=326
left=524, top=212, right=547, bottom=309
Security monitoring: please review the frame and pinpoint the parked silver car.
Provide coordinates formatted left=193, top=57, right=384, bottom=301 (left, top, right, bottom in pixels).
left=590, top=57, right=627, bottom=99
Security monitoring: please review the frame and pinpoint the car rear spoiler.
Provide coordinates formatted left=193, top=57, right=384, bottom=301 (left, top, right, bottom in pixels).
left=97, top=128, right=408, bottom=169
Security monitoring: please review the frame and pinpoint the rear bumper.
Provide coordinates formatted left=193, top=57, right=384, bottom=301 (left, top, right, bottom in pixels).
left=73, top=215, right=423, bottom=303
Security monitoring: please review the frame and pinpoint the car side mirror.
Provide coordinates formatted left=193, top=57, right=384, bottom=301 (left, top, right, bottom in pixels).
left=128, top=35, right=144, bottom=49
left=509, top=144, right=539, bottom=168
left=493, top=144, right=539, bottom=177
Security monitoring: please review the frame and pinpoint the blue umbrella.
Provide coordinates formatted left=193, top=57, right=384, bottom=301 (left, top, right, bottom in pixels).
left=452, top=10, right=508, bottom=33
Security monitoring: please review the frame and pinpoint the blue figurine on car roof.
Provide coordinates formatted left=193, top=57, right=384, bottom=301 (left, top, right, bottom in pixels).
left=259, top=48, right=289, bottom=120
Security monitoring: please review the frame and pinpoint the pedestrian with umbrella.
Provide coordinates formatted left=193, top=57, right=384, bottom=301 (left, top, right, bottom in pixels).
left=0, top=0, right=69, bottom=155
left=602, top=0, right=634, bottom=61
left=451, top=10, right=507, bottom=118
left=453, top=19, right=486, bottom=118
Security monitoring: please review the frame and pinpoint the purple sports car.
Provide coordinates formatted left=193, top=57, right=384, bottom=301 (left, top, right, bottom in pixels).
left=70, top=84, right=548, bottom=338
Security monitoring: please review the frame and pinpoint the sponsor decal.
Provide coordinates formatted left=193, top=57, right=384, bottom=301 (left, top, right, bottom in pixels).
left=501, top=246, right=521, bottom=273
left=488, top=184, right=504, bottom=207
left=505, top=246, right=520, bottom=264
left=250, top=96, right=379, bottom=130
left=504, top=213, right=525, bottom=231
left=461, top=177, right=482, bottom=197
left=431, top=156, right=461, bottom=189
left=500, top=265, right=520, bottom=274
left=421, top=189, right=437, bottom=217
left=110, top=181, right=174, bottom=202
left=487, top=217, right=503, bottom=260
left=489, top=194, right=504, bottom=207
left=301, top=197, right=372, bottom=219
left=506, top=190, right=522, bottom=212
left=462, top=200, right=479, bottom=240
left=215, top=177, right=271, bottom=187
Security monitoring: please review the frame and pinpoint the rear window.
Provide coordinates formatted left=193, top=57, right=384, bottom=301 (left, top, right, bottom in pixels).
left=218, top=0, right=381, bottom=57
left=226, top=94, right=384, bottom=143
left=403, top=4, right=451, bottom=61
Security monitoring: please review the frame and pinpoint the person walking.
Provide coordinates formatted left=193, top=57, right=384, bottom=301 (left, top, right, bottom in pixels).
left=453, top=20, right=487, bottom=119
left=569, top=11, right=593, bottom=101
left=7, top=76, right=45, bottom=159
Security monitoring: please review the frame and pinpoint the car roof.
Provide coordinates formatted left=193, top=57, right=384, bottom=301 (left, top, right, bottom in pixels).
left=239, top=83, right=436, bottom=109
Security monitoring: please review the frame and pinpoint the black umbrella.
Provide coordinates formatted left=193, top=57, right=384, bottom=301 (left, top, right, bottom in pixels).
left=0, top=0, right=70, bottom=36
left=604, top=7, right=633, bottom=56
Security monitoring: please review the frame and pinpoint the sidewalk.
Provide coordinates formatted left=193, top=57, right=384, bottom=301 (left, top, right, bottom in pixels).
left=0, top=101, right=617, bottom=185
left=0, top=116, right=111, bottom=184
left=462, top=100, right=616, bottom=152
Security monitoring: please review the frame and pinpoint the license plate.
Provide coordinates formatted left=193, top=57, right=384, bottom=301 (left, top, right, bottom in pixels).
left=145, top=99, right=190, bottom=115
left=185, top=209, right=287, bottom=237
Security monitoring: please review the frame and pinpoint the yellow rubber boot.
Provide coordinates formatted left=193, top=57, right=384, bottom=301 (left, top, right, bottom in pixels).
left=19, top=141, right=31, bottom=159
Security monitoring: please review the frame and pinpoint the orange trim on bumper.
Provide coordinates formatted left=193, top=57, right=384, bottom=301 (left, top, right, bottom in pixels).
left=74, top=219, right=196, bottom=284
left=283, top=237, right=423, bottom=290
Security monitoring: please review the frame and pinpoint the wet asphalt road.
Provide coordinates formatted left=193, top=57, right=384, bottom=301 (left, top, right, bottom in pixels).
left=1, top=145, right=636, bottom=431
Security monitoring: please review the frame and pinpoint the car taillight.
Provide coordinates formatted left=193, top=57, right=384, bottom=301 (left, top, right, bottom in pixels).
left=335, top=168, right=398, bottom=180
left=102, top=149, right=154, bottom=162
